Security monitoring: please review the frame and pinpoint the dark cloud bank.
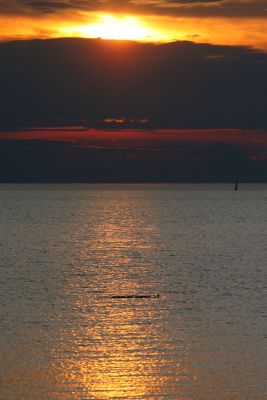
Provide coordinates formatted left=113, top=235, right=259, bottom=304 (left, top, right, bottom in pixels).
left=0, top=38, right=267, bottom=182
left=0, top=37, right=267, bottom=130
left=1, top=137, right=266, bottom=182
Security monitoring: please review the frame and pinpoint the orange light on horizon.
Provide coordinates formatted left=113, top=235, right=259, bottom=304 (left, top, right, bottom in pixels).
left=61, top=14, right=163, bottom=42
left=0, top=13, right=266, bottom=51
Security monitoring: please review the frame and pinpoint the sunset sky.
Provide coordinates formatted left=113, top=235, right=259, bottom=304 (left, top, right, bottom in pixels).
left=1, top=1, right=267, bottom=182
left=0, top=1, right=267, bottom=50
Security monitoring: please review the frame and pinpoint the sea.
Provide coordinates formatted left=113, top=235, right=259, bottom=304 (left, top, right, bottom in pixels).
left=0, top=184, right=266, bottom=400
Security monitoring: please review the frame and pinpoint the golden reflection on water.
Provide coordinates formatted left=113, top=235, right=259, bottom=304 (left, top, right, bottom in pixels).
left=62, top=309, right=155, bottom=398
left=53, top=192, right=190, bottom=399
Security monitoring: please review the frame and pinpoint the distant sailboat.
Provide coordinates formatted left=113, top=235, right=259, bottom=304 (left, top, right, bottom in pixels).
left=234, top=179, right=239, bottom=191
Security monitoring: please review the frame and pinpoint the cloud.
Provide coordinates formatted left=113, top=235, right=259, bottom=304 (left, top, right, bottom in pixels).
left=1, top=131, right=267, bottom=182
left=24, top=1, right=79, bottom=12
left=0, top=0, right=266, bottom=18
left=0, top=1, right=83, bottom=14
left=0, top=38, right=267, bottom=131
left=130, top=0, right=267, bottom=18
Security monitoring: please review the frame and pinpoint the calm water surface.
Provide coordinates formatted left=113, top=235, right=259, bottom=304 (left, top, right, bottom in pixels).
left=0, top=184, right=266, bottom=399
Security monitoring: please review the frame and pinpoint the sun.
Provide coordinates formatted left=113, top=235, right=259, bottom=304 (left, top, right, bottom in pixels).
left=67, top=15, right=159, bottom=41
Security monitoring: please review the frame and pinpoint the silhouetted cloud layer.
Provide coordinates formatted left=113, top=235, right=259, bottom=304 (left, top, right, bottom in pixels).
left=1, top=130, right=267, bottom=182
left=0, top=38, right=267, bottom=130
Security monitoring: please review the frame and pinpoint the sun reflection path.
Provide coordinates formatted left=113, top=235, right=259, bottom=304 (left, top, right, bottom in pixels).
left=51, top=191, right=194, bottom=399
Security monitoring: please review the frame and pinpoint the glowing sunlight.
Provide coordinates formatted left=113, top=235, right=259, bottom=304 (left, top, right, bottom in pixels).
left=65, top=15, right=161, bottom=42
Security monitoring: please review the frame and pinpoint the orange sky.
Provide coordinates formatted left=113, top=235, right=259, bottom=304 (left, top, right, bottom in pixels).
left=0, top=1, right=267, bottom=50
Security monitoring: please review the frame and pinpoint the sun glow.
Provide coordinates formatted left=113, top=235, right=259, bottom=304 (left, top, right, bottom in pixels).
left=66, top=15, right=159, bottom=41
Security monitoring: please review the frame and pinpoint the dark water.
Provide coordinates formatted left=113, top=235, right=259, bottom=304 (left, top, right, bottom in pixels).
left=0, top=184, right=266, bottom=399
